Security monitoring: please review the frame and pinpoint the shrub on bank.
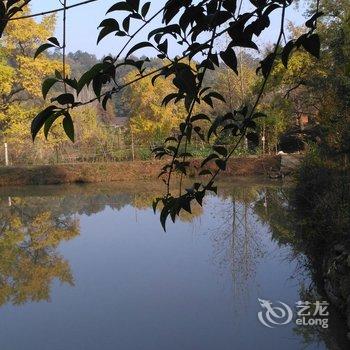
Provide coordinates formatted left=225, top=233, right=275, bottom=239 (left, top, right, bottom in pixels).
left=293, top=149, right=350, bottom=253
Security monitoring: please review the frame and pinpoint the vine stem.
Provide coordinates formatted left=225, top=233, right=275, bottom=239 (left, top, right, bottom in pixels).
left=113, top=6, right=165, bottom=63
left=60, top=17, right=239, bottom=110
left=203, top=2, right=287, bottom=190
left=6, top=0, right=100, bottom=21
left=169, top=0, right=224, bottom=198
left=62, top=0, right=67, bottom=92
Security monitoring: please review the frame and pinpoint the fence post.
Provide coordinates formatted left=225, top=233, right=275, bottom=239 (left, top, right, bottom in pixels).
left=131, top=129, right=135, bottom=161
left=4, top=143, right=9, bottom=166
left=262, top=123, right=266, bottom=155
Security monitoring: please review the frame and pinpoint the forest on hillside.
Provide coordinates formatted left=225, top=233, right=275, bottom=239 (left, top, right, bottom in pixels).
left=0, top=1, right=350, bottom=343
left=1, top=1, right=348, bottom=166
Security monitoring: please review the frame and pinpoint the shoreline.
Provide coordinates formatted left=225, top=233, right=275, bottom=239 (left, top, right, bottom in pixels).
left=0, top=155, right=282, bottom=187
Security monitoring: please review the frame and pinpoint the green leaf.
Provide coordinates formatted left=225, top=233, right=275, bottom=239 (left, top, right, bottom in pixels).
left=281, top=40, right=295, bottom=68
left=305, top=11, right=324, bottom=29
left=42, top=78, right=59, bottom=100
left=162, top=93, right=178, bottom=106
left=215, top=159, right=227, bottom=171
left=77, top=63, right=104, bottom=94
left=52, top=93, right=75, bottom=105
left=213, top=145, right=228, bottom=157
left=258, top=53, right=275, bottom=78
left=107, top=2, right=132, bottom=13
left=64, top=78, right=78, bottom=90
left=44, top=113, right=63, bottom=139
left=202, top=95, right=213, bottom=108
left=220, top=47, right=238, bottom=74
left=152, top=198, right=161, bottom=213
left=160, top=205, right=169, bottom=231
left=194, top=191, right=205, bottom=206
left=126, top=0, right=140, bottom=11
left=201, top=153, right=219, bottom=167
left=62, top=112, right=75, bottom=142
left=191, top=114, right=211, bottom=123
left=123, top=15, right=130, bottom=32
left=222, top=0, right=236, bottom=13
left=302, top=34, right=321, bottom=59
left=141, top=2, right=151, bottom=17
left=34, top=43, right=55, bottom=59
left=55, top=70, right=62, bottom=79
left=126, top=42, right=154, bottom=58
left=47, top=37, right=60, bottom=46
left=97, top=19, right=119, bottom=44
left=31, top=106, right=59, bottom=141
left=180, top=197, right=191, bottom=214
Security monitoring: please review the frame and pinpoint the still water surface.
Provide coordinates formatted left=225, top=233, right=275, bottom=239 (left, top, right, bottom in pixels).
left=0, top=181, right=347, bottom=349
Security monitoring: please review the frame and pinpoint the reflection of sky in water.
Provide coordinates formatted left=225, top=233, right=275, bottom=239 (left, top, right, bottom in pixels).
left=0, top=183, right=340, bottom=349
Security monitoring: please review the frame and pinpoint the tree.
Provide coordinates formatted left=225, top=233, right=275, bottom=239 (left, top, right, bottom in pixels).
left=0, top=9, right=62, bottom=145
left=122, top=69, right=186, bottom=144
left=262, top=0, right=350, bottom=157
left=0, top=0, right=323, bottom=229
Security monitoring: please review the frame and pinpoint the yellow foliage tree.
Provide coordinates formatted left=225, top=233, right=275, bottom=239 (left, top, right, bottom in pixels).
left=123, top=70, right=186, bottom=144
left=214, top=54, right=256, bottom=112
left=0, top=8, right=62, bottom=148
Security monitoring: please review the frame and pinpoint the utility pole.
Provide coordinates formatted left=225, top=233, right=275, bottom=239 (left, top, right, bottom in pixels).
left=4, top=143, right=9, bottom=166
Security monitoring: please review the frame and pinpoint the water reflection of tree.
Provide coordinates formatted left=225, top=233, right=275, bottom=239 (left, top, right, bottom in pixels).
left=210, top=184, right=350, bottom=348
left=0, top=197, right=79, bottom=306
left=0, top=190, right=140, bottom=307
left=253, top=188, right=350, bottom=349
left=0, top=186, right=206, bottom=308
left=210, top=187, right=265, bottom=300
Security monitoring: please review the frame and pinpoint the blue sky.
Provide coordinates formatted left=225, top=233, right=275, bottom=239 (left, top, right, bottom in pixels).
left=31, top=0, right=309, bottom=59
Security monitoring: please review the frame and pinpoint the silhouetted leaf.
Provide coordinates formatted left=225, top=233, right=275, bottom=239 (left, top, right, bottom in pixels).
left=34, top=43, right=55, bottom=59
left=201, top=153, right=219, bottom=167
left=107, top=2, right=133, bottom=13
left=282, top=40, right=295, bottom=68
left=302, top=34, right=320, bottom=59
left=77, top=63, right=104, bottom=93
left=47, top=37, right=60, bottom=46
left=126, top=0, right=140, bottom=11
left=215, top=159, right=226, bottom=170
left=305, top=11, right=324, bottom=29
left=31, top=106, right=59, bottom=141
left=141, top=2, right=151, bottom=17
left=63, top=112, right=75, bottom=142
left=52, top=93, right=75, bottom=105
left=44, top=113, right=61, bottom=139
left=213, top=145, right=228, bottom=157
left=126, top=42, right=154, bottom=58
left=220, top=47, right=238, bottom=74
left=42, top=78, right=59, bottom=100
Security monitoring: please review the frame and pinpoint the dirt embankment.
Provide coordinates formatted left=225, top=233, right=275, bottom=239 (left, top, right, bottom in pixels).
left=0, top=155, right=281, bottom=187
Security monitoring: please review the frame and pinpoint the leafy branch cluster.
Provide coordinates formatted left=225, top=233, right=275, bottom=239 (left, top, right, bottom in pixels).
left=1, top=0, right=322, bottom=229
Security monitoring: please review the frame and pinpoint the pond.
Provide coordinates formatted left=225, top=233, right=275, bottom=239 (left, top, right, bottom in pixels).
left=0, top=180, right=349, bottom=350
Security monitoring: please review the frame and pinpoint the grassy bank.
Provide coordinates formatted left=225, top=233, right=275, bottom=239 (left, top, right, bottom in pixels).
left=0, top=156, right=280, bottom=186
